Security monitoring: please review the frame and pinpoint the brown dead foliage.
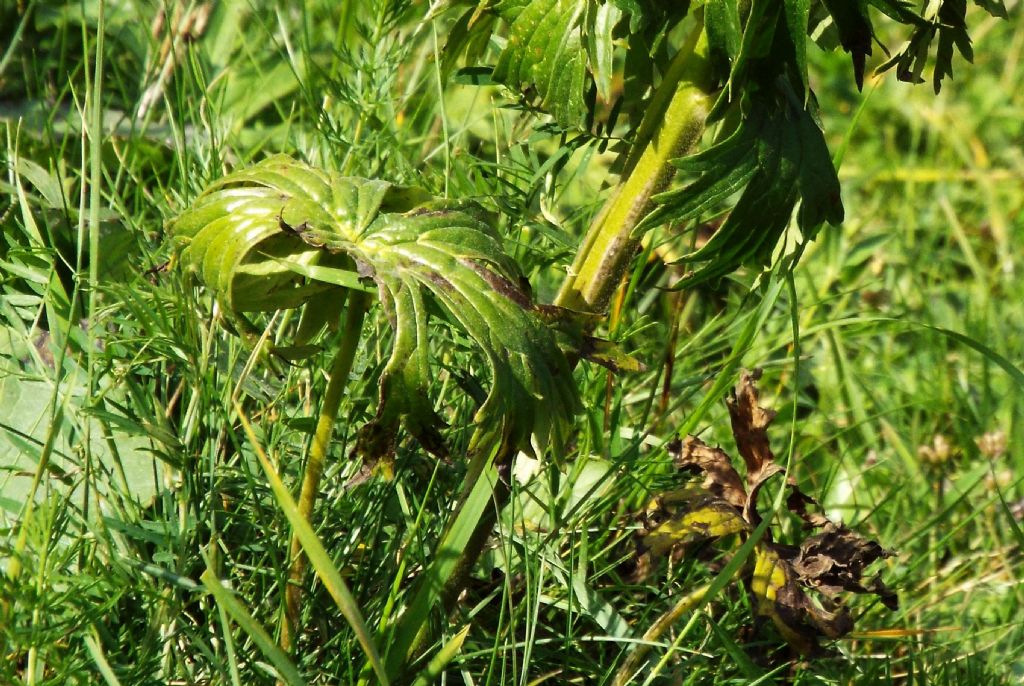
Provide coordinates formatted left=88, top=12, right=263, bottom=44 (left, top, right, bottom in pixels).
left=635, top=369, right=897, bottom=656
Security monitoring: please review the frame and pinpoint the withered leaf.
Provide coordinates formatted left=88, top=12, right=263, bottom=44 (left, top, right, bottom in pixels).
left=634, top=488, right=749, bottom=581
left=670, top=436, right=748, bottom=510
left=726, top=368, right=778, bottom=483
left=792, top=523, right=898, bottom=610
left=750, top=543, right=853, bottom=656
left=786, top=486, right=832, bottom=529
left=742, top=465, right=784, bottom=527
left=635, top=369, right=897, bottom=656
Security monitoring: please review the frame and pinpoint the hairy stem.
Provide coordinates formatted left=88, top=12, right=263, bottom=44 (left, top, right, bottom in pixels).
left=555, top=24, right=717, bottom=314
left=280, top=290, right=369, bottom=652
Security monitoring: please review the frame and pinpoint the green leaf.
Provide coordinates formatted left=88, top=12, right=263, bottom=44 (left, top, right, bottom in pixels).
left=820, top=0, right=874, bottom=89
left=492, top=0, right=589, bottom=129
left=0, top=350, right=161, bottom=519
left=170, top=155, right=579, bottom=458
left=201, top=569, right=307, bottom=686
left=234, top=402, right=390, bottom=685
left=784, top=0, right=811, bottom=91
left=586, top=1, right=622, bottom=102
left=640, top=88, right=842, bottom=289
left=704, top=0, right=742, bottom=71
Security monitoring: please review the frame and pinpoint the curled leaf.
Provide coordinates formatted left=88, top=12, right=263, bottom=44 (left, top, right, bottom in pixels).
left=750, top=543, right=853, bottom=656
left=669, top=435, right=746, bottom=510
left=792, top=523, right=898, bottom=610
left=171, top=155, right=579, bottom=458
left=725, top=368, right=778, bottom=482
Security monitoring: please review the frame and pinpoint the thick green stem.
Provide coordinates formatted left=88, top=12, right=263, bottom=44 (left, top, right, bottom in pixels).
left=555, top=25, right=717, bottom=314
left=280, top=291, right=369, bottom=652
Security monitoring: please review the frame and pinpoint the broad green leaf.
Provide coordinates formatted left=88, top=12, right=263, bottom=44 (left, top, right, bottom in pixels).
left=0, top=345, right=160, bottom=520
left=170, top=155, right=579, bottom=457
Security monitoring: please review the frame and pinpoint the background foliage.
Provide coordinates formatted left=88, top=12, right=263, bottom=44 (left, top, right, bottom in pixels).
left=1, top=0, right=1022, bottom=683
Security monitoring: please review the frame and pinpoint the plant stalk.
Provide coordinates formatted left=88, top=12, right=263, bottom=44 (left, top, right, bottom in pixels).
left=385, top=22, right=721, bottom=682
left=380, top=443, right=513, bottom=684
left=280, top=290, right=369, bottom=652
left=555, top=24, right=717, bottom=314
left=612, top=582, right=711, bottom=686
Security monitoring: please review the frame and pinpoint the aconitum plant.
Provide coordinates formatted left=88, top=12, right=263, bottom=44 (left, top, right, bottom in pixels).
left=170, top=1, right=1006, bottom=683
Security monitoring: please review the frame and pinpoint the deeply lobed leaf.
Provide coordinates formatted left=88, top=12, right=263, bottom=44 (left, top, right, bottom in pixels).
left=170, top=155, right=579, bottom=458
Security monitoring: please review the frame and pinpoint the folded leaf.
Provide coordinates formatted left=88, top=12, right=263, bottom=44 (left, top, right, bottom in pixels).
left=171, top=155, right=579, bottom=458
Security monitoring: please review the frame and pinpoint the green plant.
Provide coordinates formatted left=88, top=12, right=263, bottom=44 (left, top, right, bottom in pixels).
left=169, top=154, right=592, bottom=680
left=3, top=0, right=1021, bottom=684
left=165, top=0, right=1011, bottom=681
left=446, top=0, right=1008, bottom=311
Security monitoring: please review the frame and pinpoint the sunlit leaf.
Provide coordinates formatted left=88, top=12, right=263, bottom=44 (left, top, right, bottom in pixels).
left=641, top=89, right=843, bottom=289
left=171, top=155, right=579, bottom=457
left=493, top=0, right=589, bottom=128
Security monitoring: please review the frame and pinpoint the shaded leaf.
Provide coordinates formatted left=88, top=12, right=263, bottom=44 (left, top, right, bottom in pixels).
left=641, top=88, right=843, bottom=289
left=820, top=0, right=874, bottom=90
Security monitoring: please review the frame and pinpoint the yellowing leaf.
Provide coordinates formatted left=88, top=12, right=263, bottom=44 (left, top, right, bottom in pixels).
left=635, top=489, right=748, bottom=580
left=750, top=543, right=853, bottom=656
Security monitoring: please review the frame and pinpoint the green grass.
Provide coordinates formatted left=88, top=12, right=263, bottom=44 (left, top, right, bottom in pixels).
left=2, top=1, right=1022, bottom=684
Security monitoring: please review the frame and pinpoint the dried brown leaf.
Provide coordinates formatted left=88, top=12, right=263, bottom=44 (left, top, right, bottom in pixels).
left=786, top=485, right=832, bottom=529
left=670, top=436, right=748, bottom=510
left=750, top=543, right=854, bottom=656
left=636, top=369, right=897, bottom=656
left=727, top=369, right=778, bottom=483
left=792, top=523, right=898, bottom=610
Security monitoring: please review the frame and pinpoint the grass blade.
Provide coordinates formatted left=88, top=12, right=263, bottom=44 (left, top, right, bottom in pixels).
left=232, top=400, right=390, bottom=686
left=200, top=569, right=306, bottom=686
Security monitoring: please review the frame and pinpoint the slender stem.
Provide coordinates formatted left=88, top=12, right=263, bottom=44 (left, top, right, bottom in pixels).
left=612, top=583, right=711, bottom=686
left=280, top=291, right=369, bottom=652
left=555, top=24, right=716, bottom=314
left=380, top=443, right=513, bottom=685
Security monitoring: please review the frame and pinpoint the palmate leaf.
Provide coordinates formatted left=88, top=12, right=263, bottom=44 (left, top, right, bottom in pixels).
left=445, top=0, right=682, bottom=130
left=170, top=155, right=579, bottom=457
